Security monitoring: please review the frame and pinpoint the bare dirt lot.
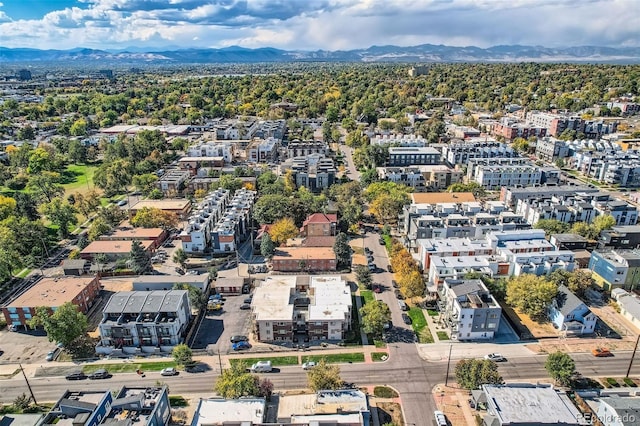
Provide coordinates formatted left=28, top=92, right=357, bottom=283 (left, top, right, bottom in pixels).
left=0, top=328, right=57, bottom=364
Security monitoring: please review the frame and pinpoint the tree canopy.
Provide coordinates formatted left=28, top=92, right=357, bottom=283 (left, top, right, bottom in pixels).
left=306, top=358, right=344, bottom=391
left=506, top=274, right=558, bottom=320
left=544, top=351, right=576, bottom=386
left=29, top=302, right=88, bottom=347
left=455, top=359, right=503, bottom=390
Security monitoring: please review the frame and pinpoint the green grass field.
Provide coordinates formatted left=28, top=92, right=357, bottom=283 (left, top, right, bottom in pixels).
left=229, top=356, right=299, bottom=367
left=437, top=331, right=450, bottom=341
left=82, top=361, right=176, bottom=374
left=360, top=290, right=374, bottom=305
left=61, top=164, right=98, bottom=195
left=371, top=352, right=389, bottom=362
left=302, top=353, right=365, bottom=364
left=408, top=307, right=433, bottom=343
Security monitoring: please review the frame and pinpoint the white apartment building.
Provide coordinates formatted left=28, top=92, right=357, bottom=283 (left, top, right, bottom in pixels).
left=180, top=189, right=230, bottom=253
left=187, top=142, right=234, bottom=163
left=246, top=137, right=279, bottom=163
left=440, top=279, right=502, bottom=341
left=209, top=188, right=256, bottom=254
left=371, top=134, right=427, bottom=147
left=376, top=167, right=426, bottom=188
left=96, top=290, right=191, bottom=355
left=441, top=139, right=514, bottom=166
left=252, top=276, right=352, bottom=342
left=472, top=164, right=542, bottom=189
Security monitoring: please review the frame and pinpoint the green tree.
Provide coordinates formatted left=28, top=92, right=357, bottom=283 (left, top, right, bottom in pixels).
left=333, top=232, right=351, bottom=268
left=307, top=358, right=344, bottom=391
left=70, top=118, right=88, bottom=136
left=40, top=199, right=78, bottom=238
left=544, top=351, right=576, bottom=386
left=67, top=139, right=87, bottom=164
left=132, top=173, right=159, bottom=196
left=172, top=248, right=188, bottom=269
left=88, top=217, right=112, bottom=241
left=506, top=274, right=558, bottom=320
left=355, top=265, right=372, bottom=289
left=128, top=240, right=151, bottom=274
left=215, top=361, right=259, bottom=398
left=593, top=214, right=616, bottom=233
left=73, top=190, right=101, bottom=218
left=171, top=343, right=193, bottom=366
left=218, top=174, right=243, bottom=192
left=0, top=195, right=17, bottom=221
left=260, top=233, right=275, bottom=258
left=96, top=204, right=127, bottom=227
left=534, top=219, right=570, bottom=235
left=17, top=125, right=35, bottom=141
left=0, top=226, right=22, bottom=281
left=29, top=302, right=88, bottom=347
left=454, top=359, right=503, bottom=390
left=131, top=207, right=178, bottom=229
left=512, top=137, right=530, bottom=153
left=173, top=283, right=206, bottom=311
left=398, top=269, right=425, bottom=299
left=360, top=300, right=392, bottom=338
left=570, top=221, right=598, bottom=240
left=253, top=194, right=292, bottom=224
left=27, top=171, right=64, bottom=203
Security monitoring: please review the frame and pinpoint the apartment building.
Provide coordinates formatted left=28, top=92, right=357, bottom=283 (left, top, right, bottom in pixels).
left=607, top=101, right=640, bottom=116
left=129, top=199, right=192, bottom=220
left=500, top=185, right=599, bottom=209
left=279, top=154, right=336, bottom=192
left=155, top=169, right=190, bottom=195
left=186, top=142, right=234, bottom=163
left=271, top=247, right=337, bottom=272
left=515, top=195, right=597, bottom=226
left=96, top=290, right=191, bottom=355
left=246, top=137, right=279, bottom=163
left=439, top=279, right=502, bottom=341
left=371, top=134, right=427, bottom=147
left=377, top=165, right=463, bottom=191
left=528, top=112, right=617, bottom=138
left=376, top=167, right=426, bottom=189
left=471, top=163, right=542, bottom=190
left=285, top=140, right=328, bottom=158
left=2, top=276, right=101, bottom=329
left=492, top=117, right=547, bottom=140
left=300, top=213, right=338, bottom=237
left=209, top=188, right=256, bottom=254
left=252, top=276, right=351, bottom=342
left=448, top=125, right=481, bottom=139
left=40, top=387, right=171, bottom=426
left=600, top=225, right=640, bottom=249
left=179, top=189, right=231, bottom=253
left=572, top=149, right=640, bottom=187
left=441, top=139, right=515, bottom=166
left=535, top=137, right=570, bottom=162
left=387, top=146, right=440, bottom=166
left=589, top=250, right=640, bottom=291
left=418, top=238, right=494, bottom=270
left=252, top=119, right=287, bottom=139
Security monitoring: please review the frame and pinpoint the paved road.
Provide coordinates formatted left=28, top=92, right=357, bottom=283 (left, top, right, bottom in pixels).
left=340, top=145, right=361, bottom=182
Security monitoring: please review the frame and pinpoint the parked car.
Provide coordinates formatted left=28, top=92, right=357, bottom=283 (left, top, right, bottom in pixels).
left=240, top=304, right=251, bottom=310
left=65, top=371, right=87, bottom=380
left=302, top=361, right=317, bottom=370
left=117, top=200, right=127, bottom=207
left=373, top=285, right=381, bottom=294
left=160, top=367, right=179, bottom=376
left=45, top=350, right=56, bottom=361
left=387, top=264, right=393, bottom=272
left=175, top=267, right=185, bottom=275
left=368, top=264, right=376, bottom=272
left=243, top=297, right=253, bottom=304
left=378, top=238, right=385, bottom=245
left=592, top=348, right=613, bottom=357
left=484, top=353, right=506, bottom=362
left=434, top=410, right=447, bottom=426
left=230, top=335, right=248, bottom=343
left=88, top=369, right=111, bottom=380
left=394, top=289, right=404, bottom=300
left=250, top=361, right=272, bottom=373
left=402, top=313, right=412, bottom=325
left=232, top=341, right=251, bottom=351
left=398, top=300, right=408, bottom=311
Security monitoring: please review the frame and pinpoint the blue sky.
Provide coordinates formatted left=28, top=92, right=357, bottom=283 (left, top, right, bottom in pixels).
left=0, top=0, right=638, bottom=51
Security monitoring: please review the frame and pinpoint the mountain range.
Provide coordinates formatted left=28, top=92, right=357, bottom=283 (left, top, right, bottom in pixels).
left=2, top=44, right=640, bottom=64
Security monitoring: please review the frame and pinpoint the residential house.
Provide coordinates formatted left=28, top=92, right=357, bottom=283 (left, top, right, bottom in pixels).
left=439, top=279, right=502, bottom=341
left=589, top=250, right=640, bottom=291
left=2, top=276, right=101, bottom=329
left=96, top=290, right=191, bottom=356
left=61, top=259, right=89, bottom=276
left=548, top=285, right=597, bottom=335
left=252, top=276, right=351, bottom=342
left=272, top=247, right=337, bottom=272
left=300, top=213, right=338, bottom=237
left=596, top=394, right=640, bottom=426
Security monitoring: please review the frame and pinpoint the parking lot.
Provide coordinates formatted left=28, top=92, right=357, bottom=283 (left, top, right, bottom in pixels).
left=0, top=328, right=59, bottom=364
left=190, top=292, right=253, bottom=354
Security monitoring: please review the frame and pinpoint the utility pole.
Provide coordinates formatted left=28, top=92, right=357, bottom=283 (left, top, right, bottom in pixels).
left=19, top=363, right=37, bottom=406
left=217, top=349, right=224, bottom=372
left=444, top=344, right=453, bottom=387
left=626, top=334, right=640, bottom=378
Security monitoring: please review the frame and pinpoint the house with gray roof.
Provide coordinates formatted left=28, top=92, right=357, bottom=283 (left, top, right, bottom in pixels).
left=96, top=290, right=191, bottom=356
left=596, top=393, right=640, bottom=426
left=548, top=285, right=597, bottom=335
left=612, top=288, right=640, bottom=332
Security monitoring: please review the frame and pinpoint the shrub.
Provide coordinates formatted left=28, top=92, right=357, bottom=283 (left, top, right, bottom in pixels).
left=623, top=377, right=638, bottom=387
left=373, top=386, right=398, bottom=398
left=606, top=378, right=620, bottom=387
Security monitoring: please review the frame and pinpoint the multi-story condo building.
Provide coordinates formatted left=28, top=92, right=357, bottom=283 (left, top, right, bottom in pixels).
left=186, top=142, right=234, bottom=163
left=439, top=279, right=502, bottom=341
left=377, top=165, right=463, bottom=191
left=600, top=225, right=640, bottom=249
left=607, top=101, right=640, bottom=116
left=527, top=112, right=617, bottom=138
left=441, top=139, right=515, bottom=166
left=179, top=189, right=231, bottom=253
left=418, top=238, right=494, bottom=270
left=492, top=117, right=547, bottom=140
left=387, top=146, right=440, bottom=166
left=589, top=249, right=640, bottom=291
left=371, top=134, right=427, bottom=147
left=571, top=149, right=640, bottom=187
left=470, top=163, right=542, bottom=190
left=279, top=154, right=336, bottom=192
left=155, top=170, right=190, bottom=195
left=500, top=185, right=598, bottom=208
left=465, top=157, right=533, bottom=180
left=376, top=167, right=426, bottom=189
left=515, top=193, right=599, bottom=226
left=252, top=276, right=351, bottom=342
left=535, top=137, right=570, bottom=162
left=285, top=140, right=328, bottom=159
left=448, top=125, right=481, bottom=139
left=252, top=119, right=287, bottom=139
left=209, top=188, right=256, bottom=253
left=96, top=290, right=191, bottom=355
left=246, top=137, right=279, bottom=163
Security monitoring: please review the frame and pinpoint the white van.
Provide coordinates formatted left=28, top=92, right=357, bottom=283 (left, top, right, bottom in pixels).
left=250, top=361, right=272, bottom=373
left=434, top=410, right=447, bottom=426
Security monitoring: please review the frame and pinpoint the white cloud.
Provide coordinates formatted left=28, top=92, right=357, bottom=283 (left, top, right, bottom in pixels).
left=0, top=0, right=637, bottom=50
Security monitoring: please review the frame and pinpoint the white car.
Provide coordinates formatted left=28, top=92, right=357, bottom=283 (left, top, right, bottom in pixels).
left=434, top=410, right=447, bottom=426
left=484, top=353, right=506, bottom=362
left=302, top=361, right=317, bottom=370
left=160, top=367, right=179, bottom=376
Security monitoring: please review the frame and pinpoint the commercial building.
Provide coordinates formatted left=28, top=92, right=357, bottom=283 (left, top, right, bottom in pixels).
left=129, top=199, right=192, bottom=220
left=548, top=285, right=597, bottom=335
left=439, top=279, right=501, bottom=341
left=387, top=146, right=440, bottom=166
left=190, top=398, right=265, bottom=426
left=271, top=247, right=337, bottom=272
left=2, top=276, right=101, bottom=328
left=277, top=389, right=370, bottom=425
left=252, top=276, right=351, bottom=342
left=40, top=387, right=171, bottom=426
left=96, top=290, right=191, bottom=355
left=589, top=250, right=640, bottom=291
left=477, top=383, right=588, bottom=425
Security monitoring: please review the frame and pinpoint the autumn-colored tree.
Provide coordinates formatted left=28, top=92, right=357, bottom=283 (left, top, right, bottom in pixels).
left=506, top=274, right=558, bottom=320
left=398, top=270, right=425, bottom=299
left=130, top=207, right=178, bottom=229
left=268, top=217, right=298, bottom=246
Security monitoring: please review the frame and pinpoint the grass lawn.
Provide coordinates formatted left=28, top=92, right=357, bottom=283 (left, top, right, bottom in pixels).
left=16, top=269, right=31, bottom=278
left=229, top=356, right=299, bottom=367
left=302, top=353, right=365, bottom=364
left=61, top=164, right=99, bottom=195
left=427, top=309, right=439, bottom=317
left=437, top=331, right=450, bottom=341
left=408, top=307, right=433, bottom=344
left=82, top=361, right=176, bottom=374
left=373, top=339, right=386, bottom=348
left=383, top=235, right=392, bottom=253
left=371, top=352, right=389, bottom=362
left=169, top=396, right=189, bottom=407
left=361, top=290, right=374, bottom=305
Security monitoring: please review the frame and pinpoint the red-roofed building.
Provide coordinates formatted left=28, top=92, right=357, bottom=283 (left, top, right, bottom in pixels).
left=300, top=213, right=338, bottom=237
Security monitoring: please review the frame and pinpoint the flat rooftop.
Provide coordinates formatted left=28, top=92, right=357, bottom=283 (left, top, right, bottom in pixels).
left=252, top=276, right=296, bottom=321
left=273, top=246, right=336, bottom=260
left=411, top=192, right=476, bottom=204
left=81, top=239, right=154, bottom=254
left=191, top=398, right=265, bottom=426
left=131, top=199, right=191, bottom=210
left=7, top=276, right=97, bottom=308
left=309, top=276, right=351, bottom=321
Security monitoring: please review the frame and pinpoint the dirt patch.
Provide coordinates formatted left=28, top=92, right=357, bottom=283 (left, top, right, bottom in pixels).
left=501, top=303, right=557, bottom=339
left=526, top=336, right=637, bottom=355
left=99, top=278, right=133, bottom=292
left=376, top=401, right=404, bottom=426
